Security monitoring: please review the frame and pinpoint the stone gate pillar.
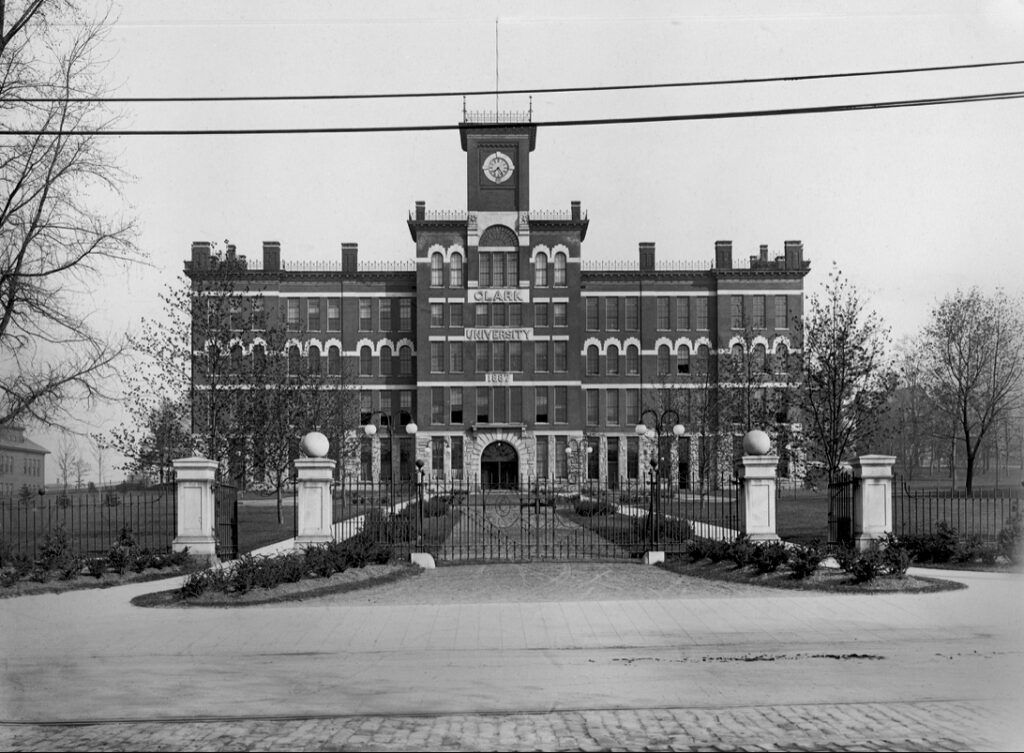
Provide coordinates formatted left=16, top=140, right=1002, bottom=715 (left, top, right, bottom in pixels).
left=738, top=430, right=780, bottom=542
left=850, top=455, right=896, bottom=551
left=294, top=432, right=337, bottom=548
left=172, top=456, right=218, bottom=560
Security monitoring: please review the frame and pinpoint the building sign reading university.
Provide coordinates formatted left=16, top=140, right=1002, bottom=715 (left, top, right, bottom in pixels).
left=465, top=328, right=533, bottom=341
left=465, top=288, right=533, bottom=341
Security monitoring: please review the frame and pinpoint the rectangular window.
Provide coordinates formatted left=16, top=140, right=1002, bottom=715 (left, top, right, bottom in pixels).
left=625, top=297, right=639, bottom=330
left=479, top=252, right=491, bottom=287
left=360, top=392, right=372, bottom=425
left=731, top=296, right=744, bottom=329
left=506, top=252, right=517, bottom=287
left=509, top=342, right=522, bottom=372
left=555, top=436, right=567, bottom=478
left=510, top=387, right=522, bottom=423
left=492, top=303, right=507, bottom=326
left=307, top=299, right=321, bottom=331
left=288, top=299, right=301, bottom=330
left=586, top=391, right=599, bottom=426
left=431, top=437, right=444, bottom=473
left=328, top=298, right=340, bottom=331
left=625, top=389, right=639, bottom=425
left=606, top=299, right=619, bottom=330
left=358, top=299, right=371, bottom=331
left=430, top=342, right=444, bottom=373
left=380, top=392, right=392, bottom=427
left=476, top=387, right=489, bottom=423
left=627, top=437, right=639, bottom=480
left=657, top=297, right=669, bottom=330
left=450, top=342, right=463, bottom=374
left=775, top=296, right=788, bottom=329
left=535, top=302, right=549, bottom=328
left=379, top=300, right=391, bottom=331
left=695, top=297, right=709, bottom=330
left=493, top=386, right=507, bottom=423
left=451, top=436, right=464, bottom=475
left=535, top=388, right=549, bottom=423
left=399, top=390, right=413, bottom=425
left=431, top=303, right=444, bottom=327
left=606, top=389, right=619, bottom=426
left=431, top=387, right=444, bottom=424
left=553, top=387, right=567, bottom=423
left=475, top=342, right=489, bottom=373
left=553, top=341, right=567, bottom=372
left=509, top=303, right=522, bottom=326
left=536, top=436, right=549, bottom=478
left=676, top=298, right=689, bottom=330
left=493, top=342, right=507, bottom=371
left=450, top=302, right=463, bottom=328
left=400, top=299, right=413, bottom=331
left=450, top=387, right=463, bottom=423
left=586, top=298, right=599, bottom=330
left=360, top=437, right=372, bottom=481
left=753, top=295, right=766, bottom=329
left=475, top=303, right=489, bottom=327
left=252, top=298, right=265, bottom=330
left=535, top=342, right=549, bottom=372
left=552, top=303, right=567, bottom=327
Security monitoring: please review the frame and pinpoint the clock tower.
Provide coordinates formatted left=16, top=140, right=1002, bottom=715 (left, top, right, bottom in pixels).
left=460, top=114, right=536, bottom=213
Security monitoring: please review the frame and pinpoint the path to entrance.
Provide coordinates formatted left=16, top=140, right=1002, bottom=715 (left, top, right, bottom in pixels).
left=2, top=563, right=1022, bottom=750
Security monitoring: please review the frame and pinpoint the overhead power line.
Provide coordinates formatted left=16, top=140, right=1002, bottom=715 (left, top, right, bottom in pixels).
left=5, top=59, right=1024, bottom=104
left=1, top=89, right=1022, bottom=136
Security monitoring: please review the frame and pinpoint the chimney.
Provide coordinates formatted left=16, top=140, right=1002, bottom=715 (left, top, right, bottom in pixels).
left=571, top=201, right=581, bottom=221
left=226, top=244, right=237, bottom=262
left=784, top=240, right=803, bottom=270
left=342, top=242, right=359, bottom=274
left=415, top=201, right=426, bottom=220
left=759, top=244, right=768, bottom=262
left=638, top=242, right=655, bottom=271
left=262, top=241, right=281, bottom=272
left=190, top=241, right=212, bottom=270
left=715, top=240, right=732, bottom=270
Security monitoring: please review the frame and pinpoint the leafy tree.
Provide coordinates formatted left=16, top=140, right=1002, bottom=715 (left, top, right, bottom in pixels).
left=879, top=340, right=944, bottom=481
left=921, top=288, right=1024, bottom=493
left=794, top=265, right=896, bottom=476
left=0, top=1, right=140, bottom=427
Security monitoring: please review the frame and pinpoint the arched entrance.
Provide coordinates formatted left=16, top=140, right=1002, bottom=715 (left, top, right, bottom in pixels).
left=481, top=441, right=518, bottom=489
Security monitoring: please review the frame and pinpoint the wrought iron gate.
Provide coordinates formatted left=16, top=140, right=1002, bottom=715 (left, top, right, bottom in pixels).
left=827, top=472, right=856, bottom=547
left=214, top=482, right=239, bottom=560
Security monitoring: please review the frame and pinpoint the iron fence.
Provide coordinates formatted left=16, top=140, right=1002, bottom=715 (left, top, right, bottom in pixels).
left=329, top=472, right=740, bottom=562
left=827, top=472, right=856, bottom=547
left=893, top=477, right=1021, bottom=542
left=0, top=487, right=177, bottom=559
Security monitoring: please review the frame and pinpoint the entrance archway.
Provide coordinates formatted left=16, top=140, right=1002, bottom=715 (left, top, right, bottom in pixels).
left=481, top=441, right=518, bottom=489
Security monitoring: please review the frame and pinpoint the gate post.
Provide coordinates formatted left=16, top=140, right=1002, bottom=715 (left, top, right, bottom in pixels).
left=850, top=455, right=896, bottom=551
left=738, top=431, right=780, bottom=542
left=172, top=456, right=219, bottom=561
left=294, top=432, right=337, bottom=548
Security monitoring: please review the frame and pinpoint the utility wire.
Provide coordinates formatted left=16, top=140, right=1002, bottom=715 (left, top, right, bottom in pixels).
left=2, top=89, right=1022, bottom=136
left=5, top=59, right=1024, bottom=104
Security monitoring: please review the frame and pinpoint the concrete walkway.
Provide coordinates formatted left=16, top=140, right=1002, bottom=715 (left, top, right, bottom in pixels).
left=1, top=561, right=1022, bottom=750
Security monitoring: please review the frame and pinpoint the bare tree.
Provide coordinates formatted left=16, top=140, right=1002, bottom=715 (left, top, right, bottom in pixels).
left=72, top=452, right=88, bottom=489
left=90, top=434, right=105, bottom=486
left=55, top=431, right=74, bottom=491
left=921, top=288, right=1024, bottom=493
left=794, top=265, right=896, bottom=476
left=0, top=1, right=141, bottom=427
left=879, top=339, right=944, bottom=482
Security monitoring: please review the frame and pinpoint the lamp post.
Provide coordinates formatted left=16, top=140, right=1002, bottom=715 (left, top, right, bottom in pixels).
left=635, top=409, right=686, bottom=549
left=565, top=439, right=594, bottom=495
left=414, top=458, right=426, bottom=541
left=363, top=411, right=418, bottom=484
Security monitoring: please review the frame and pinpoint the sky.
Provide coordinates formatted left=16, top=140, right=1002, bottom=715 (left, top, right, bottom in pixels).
left=30, top=0, right=1024, bottom=481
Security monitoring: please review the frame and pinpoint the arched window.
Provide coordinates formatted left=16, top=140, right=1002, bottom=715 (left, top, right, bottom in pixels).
left=359, top=346, right=372, bottom=376
left=308, top=345, right=321, bottom=375
left=775, top=343, right=789, bottom=374
left=380, top=345, right=393, bottom=376
left=696, top=344, right=710, bottom=375
left=399, top=345, right=412, bottom=375
left=626, top=344, right=640, bottom=375
left=586, top=345, right=600, bottom=375
left=252, top=344, right=266, bottom=374
left=553, top=252, right=567, bottom=287
left=449, top=252, right=463, bottom=287
left=328, top=346, right=341, bottom=376
left=677, top=345, right=690, bottom=375
left=430, top=252, right=444, bottom=287
left=534, top=253, right=548, bottom=286
left=607, top=344, right=620, bottom=375
left=230, top=344, right=243, bottom=374
left=658, top=345, right=671, bottom=375
left=753, top=343, right=769, bottom=373
left=288, top=345, right=301, bottom=376
left=731, top=343, right=744, bottom=360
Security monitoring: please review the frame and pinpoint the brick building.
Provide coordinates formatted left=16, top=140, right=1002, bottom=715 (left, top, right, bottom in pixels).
left=0, top=425, right=48, bottom=499
left=185, top=112, right=809, bottom=488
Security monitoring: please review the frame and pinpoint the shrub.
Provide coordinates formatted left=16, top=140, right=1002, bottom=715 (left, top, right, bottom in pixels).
left=953, top=534, right=985, bottom=563
left=997, top=514, right=1022, bottom=563
left=727, top=535, right=756, bottom=568
left=166, top=548, right=191, bottom=567
left=278, top=552, right=306, bottom=583
left=107, top=529, right=138, bottom=575
left=686, top=539, right=708, bottom=563
left=0, top=539, right=12, bottom=568
left=850, top=550, right=884, bottom=583
left=790, top=541, right=824, bottom=579
left=0, top=570, right=20, bottom=587
left=705, top=539, right=732, bottom=563
left=37, top=526, right=73, bottom=570
left=11, top=554, right=33, bottom=577
left=180, top=570, right=211, bottom=598
left=835, top=545, right=859, bottom=573
left=85, top=557, right=107, bottom=579
left=230, top=554, right=264, bottom=593
left=57, top=554, right=84, bottom=580
left=303, top=544, right=336, bottom=578
left=573, top=498, right=617, bottom=517
left=635, top=514, right=692, bottom=544
left=103, top=492, right=122, bottom=507
left=751, top=541, right=790, bottom=573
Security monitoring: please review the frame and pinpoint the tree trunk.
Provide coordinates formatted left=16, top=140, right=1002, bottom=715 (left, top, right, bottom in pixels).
left=276, top=471, right=284, bottom=525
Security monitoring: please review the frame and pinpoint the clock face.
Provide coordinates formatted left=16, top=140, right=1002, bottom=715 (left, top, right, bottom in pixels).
left=482, top=151, right=514, bottom=184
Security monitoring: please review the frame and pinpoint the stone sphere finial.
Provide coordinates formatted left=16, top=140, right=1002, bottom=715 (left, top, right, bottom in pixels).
left=299, top=431, right=330, bottom=458
left=742, top=429, right=771, bottom=456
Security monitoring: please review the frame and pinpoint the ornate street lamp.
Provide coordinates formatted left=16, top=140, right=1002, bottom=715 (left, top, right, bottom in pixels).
left=565, top=438, right=594, bottom=493
left=363, top=411, right=418, bottom=483
left=634, top=409, right=686, bottom=549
